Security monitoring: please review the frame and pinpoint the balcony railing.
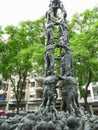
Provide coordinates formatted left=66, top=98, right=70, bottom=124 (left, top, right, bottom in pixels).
left=10, top=98, right=25, bottom=101
left=94, top=95, right=98, bottom=100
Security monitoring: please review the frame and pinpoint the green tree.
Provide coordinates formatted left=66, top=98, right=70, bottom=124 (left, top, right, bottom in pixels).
left=1, top=17, right=45, bottom=113
left=69, top=7, right=98, bottom=113
left=0, top=26, right=5, bottom=74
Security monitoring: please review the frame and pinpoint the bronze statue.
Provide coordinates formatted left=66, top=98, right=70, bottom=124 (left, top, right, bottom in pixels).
left=40, top=73, right=60, bottom=112
left=58, top=75, right=79, bottom=115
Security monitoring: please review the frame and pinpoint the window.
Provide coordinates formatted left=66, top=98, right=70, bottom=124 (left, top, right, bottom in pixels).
left=31, top=82, right=35, bottom=87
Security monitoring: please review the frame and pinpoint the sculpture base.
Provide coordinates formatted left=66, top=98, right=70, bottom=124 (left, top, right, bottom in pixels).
left=1, top=107, right=98, bottom=130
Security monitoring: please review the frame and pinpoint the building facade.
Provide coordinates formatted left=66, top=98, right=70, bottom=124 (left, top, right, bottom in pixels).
left=0, top=78, right=98, bottom=115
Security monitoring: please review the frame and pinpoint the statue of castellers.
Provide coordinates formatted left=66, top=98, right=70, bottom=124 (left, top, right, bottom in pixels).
left=40, top=71, right=61, bottom=116
left=58, top=74, right=81, bottom=116
left=40, top=0, right=81, bottom=117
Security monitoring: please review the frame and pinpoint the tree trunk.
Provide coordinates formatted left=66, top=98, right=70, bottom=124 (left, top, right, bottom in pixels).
left=84, top=96, right=92, bottom=114
left=84, top=70, right=92, bottom=114
left=16, top=101, right=20, bottom=114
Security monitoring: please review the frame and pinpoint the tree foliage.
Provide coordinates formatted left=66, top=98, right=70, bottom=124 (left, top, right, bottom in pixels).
left=69, top=7, right=98, bottom=113
left=0, top=17, right=45, bottom=113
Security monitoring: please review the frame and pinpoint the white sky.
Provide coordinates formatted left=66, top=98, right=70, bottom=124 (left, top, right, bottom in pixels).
left=0, top=0, right=98, bottom=27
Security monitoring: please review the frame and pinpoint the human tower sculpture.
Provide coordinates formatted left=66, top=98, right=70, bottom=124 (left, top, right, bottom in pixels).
left=40, top=0, right=80, bottom=115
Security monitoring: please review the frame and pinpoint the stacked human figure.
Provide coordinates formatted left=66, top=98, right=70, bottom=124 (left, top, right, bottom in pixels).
left=41, top=0, right=80, bottom=116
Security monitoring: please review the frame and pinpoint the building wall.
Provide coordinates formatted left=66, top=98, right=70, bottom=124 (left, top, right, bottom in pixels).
left=0, top=78, right=98, bottom=115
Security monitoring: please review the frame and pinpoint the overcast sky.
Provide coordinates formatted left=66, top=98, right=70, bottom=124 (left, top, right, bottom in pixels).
left=0, top=0, right=98, bottom=27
